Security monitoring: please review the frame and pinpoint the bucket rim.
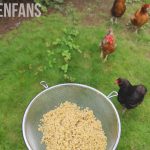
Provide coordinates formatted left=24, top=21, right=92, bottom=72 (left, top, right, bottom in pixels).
left=22, top=83, right=121, bottom=150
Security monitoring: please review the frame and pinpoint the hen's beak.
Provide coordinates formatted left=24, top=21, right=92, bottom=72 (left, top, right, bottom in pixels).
left=147, top=8, right=150, bottom=12
left=148, top=5, right=150, bottom=9
left=115, top=80, right=118, bottom=85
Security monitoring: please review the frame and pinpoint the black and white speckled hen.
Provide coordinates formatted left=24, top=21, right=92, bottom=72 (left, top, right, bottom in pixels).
left=116, top=78, right=147, bottom=113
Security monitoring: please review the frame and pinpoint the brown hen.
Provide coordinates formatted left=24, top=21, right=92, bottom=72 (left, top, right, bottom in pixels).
left=100, top=29, right=117, bottom=62
left=111, top=0, right=126, bottom=23
left=131, top=4, right=150, bottom=32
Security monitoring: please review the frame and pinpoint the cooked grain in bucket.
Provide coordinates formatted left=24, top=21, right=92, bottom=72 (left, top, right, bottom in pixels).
left=38, top=101, right=107, bottom=150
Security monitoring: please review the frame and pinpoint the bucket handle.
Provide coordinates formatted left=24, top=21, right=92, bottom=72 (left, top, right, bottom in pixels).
left=40, top=81, right=49, bottom=89
left=107, top=91, right=118, bottom=99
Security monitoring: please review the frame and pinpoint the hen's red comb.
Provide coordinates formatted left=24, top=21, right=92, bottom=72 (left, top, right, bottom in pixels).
left=115, top=79, right=121, bottom=85
left=143, top=4, right=150, bottom=8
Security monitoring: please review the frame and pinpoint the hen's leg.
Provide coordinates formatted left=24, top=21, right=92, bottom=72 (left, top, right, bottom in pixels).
left=140, top=26, right=146, bottom=31
left=122, top=107, right=127, bottom=114
left=115, top=18, right=118, bottom=24
left=110, top=17, right=115, bottom=24
left=100, top=50, right=103, bottom=58
left=111, top=17, right=118, bottom=24
left=103, top=55, right=108, bottom=62
left=126, top=20, right=132, bottom=28
left=135, top=28, right=139, bottom=34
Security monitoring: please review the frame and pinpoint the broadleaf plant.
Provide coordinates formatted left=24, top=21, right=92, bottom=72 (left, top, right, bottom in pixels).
left=46, top=27, right=81, bottom=81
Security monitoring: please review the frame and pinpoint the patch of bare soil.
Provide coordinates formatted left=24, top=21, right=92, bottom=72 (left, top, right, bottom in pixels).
left=0, top=4, right=55, bottom=35
left=0, top=0, right=114, bottom=34
left=0, top=17, right=29, bottom=34
left=65, top=0, right=114, bottom=26
left=65, top=0, right=113, bottom=12
left=0, top=0, right=33, bottom=34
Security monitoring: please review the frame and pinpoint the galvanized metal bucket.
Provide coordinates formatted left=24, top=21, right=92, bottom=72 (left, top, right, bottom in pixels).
left=22, top=82, right=121, bottom=150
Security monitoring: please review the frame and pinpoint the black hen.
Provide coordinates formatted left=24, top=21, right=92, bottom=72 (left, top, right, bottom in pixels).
left=116, top=78, right=147, bottom=110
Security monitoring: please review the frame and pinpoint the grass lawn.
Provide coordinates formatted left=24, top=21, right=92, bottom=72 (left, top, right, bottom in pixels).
left=0, top=1, right=150, bottom=149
